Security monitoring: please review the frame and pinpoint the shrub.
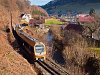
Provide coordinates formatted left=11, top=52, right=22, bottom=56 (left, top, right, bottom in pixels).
left=32, top=10, right=46, bottom=16
left=63, top=30, right=90, bottom=66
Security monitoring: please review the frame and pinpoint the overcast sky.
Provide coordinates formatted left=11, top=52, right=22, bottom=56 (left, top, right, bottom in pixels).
left=29, top=0, right=52, bottom=6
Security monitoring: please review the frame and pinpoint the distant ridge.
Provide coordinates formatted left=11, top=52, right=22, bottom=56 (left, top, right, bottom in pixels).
left=42, top=0, right=100, bottom=14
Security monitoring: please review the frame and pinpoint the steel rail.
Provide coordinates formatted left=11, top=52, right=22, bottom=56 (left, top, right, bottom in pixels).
left=46, top=58, right=70, bottom=75
left=36, top=60, right=60, bottom=75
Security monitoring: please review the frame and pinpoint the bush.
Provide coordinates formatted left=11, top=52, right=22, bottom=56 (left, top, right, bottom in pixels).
left=84, top=57, right=100, bottom=75
left=32, top=10, right=46, bottom=16
left=50, top=25, right=100, bottom=75
left=63, top=30, right=89, bottom=66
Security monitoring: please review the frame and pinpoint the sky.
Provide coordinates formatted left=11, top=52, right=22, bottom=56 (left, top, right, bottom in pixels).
left=29, top=0, right=52, bottom=6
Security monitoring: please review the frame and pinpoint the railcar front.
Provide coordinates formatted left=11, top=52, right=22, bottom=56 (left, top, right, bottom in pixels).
left=34, top=42, right=46, bottom=61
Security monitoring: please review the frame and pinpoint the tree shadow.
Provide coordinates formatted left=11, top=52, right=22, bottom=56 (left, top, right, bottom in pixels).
left=84, top=57, right=100, bottom=75
left=53, top=50, right=66, bottom=65
left=12, top=29, right=34, bottom=64
left=52, top=39, right=66, bottom=65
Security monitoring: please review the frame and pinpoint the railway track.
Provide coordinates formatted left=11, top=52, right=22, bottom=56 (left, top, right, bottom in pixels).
left=12, top=25, right=70, bottom=75
left=13, top=29, right=70, bottom=75
left=13, top=30, right=70, bottom=75
left=35, top=60, right=60, bottom=75
left=10, top=11, right=70, bottom=75
left=35, top=59, right=70, bottom=75
left=46, top=58, right=69, bottom=75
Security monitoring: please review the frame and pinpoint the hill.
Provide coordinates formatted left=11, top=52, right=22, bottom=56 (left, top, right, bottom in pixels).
left=42, top=0, right=100, bottom=14
left=0, top=0, right=48, bottom=74
left=0, top=31, right=36, bottom=75
left=31, top=5, right=48, bottom=17
left=0, top=0, right=48, bottom=27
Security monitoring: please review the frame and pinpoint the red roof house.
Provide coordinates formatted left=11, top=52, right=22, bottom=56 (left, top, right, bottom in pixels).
left=77, top=14, right=95, bottom=23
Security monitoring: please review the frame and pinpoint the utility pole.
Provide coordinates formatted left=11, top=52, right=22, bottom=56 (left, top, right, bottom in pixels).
left=10, top=0, right=13, bottom=30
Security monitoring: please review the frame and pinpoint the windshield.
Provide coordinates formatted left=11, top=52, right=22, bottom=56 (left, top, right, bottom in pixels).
left=35, top=44, right=44, bottom=53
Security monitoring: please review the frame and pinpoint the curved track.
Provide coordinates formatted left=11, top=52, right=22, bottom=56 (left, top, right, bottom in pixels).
left=35, top=59, right=70, bottom=75
left=35, top=60, right=60, bottom=75
left=46, top=58, right=69, bottom=75
left=11, top=24, right=70, bottom=75
left=12, top=29, right=70, bottom=75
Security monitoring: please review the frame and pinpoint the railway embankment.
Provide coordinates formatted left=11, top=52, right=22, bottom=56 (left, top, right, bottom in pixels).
left=0, top=0, right=49, bottom=74
left=0, top=28, right=37, bottom=75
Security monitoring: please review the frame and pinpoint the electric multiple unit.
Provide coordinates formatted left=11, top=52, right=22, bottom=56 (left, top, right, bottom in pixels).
left=15, top=25, right=46, bottom=61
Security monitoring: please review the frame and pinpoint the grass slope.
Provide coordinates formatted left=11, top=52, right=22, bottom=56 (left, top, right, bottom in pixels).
left=45, top=18, right=64, bottom=25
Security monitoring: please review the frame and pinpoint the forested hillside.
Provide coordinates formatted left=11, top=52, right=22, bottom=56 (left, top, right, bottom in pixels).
left=42, top=0, right=100, bottom=14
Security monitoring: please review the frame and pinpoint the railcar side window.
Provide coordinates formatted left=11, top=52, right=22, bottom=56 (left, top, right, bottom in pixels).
left=29, top=46, right=34, bottom=52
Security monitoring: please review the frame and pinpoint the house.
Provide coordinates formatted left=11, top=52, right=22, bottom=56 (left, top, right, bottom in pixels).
left=77, top=14, right=95, bottom=23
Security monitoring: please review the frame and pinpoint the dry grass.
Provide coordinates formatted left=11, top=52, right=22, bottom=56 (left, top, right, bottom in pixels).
left=23, top=27, right=48, bottom=44
left=63, top=30, right=100, bottom=75
left=49, top=25, right=100, bottom=75
left=50, top=25, right=63, bottom=40
left=63, top=30, right=89, bottom=64
left=0, top=30, right=37, bottom=75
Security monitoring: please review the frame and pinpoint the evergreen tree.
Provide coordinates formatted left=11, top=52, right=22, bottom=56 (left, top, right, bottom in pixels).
left=89, top=8, right=95, bottom=16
